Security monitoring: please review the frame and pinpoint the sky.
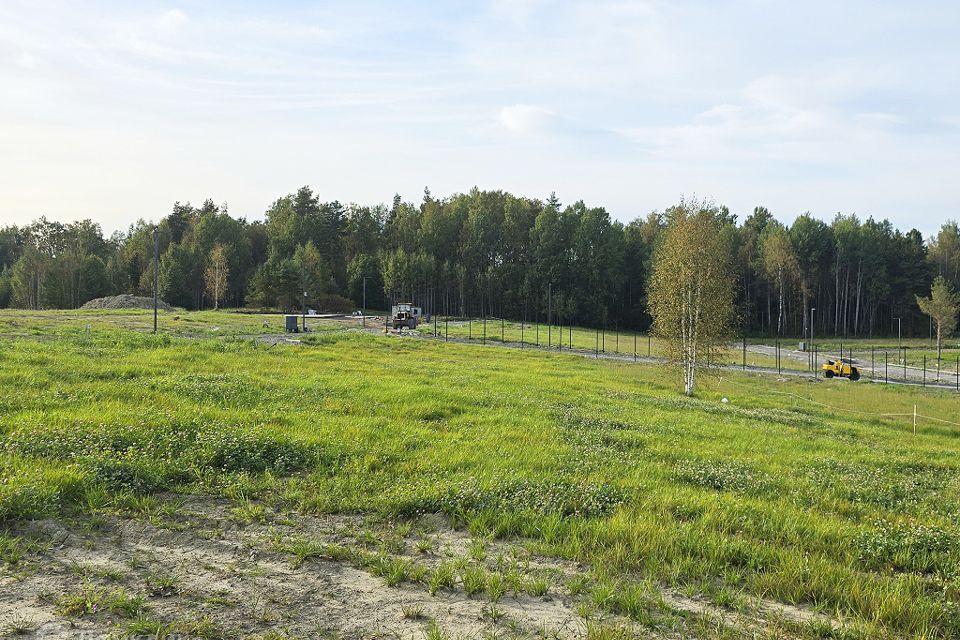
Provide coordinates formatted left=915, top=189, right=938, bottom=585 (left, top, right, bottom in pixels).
left=1, top=0, right=958, bottom=236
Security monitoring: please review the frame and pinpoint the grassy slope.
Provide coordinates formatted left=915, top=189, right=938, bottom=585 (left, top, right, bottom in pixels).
left=1, top=310, right=959, bottom=637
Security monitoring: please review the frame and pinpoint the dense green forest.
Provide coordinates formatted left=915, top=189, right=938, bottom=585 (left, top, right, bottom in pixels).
left=1, top=186, right=958, bottom=337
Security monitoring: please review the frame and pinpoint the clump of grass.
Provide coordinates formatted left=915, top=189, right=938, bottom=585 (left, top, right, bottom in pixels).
left=428, top=561, right=457, bottom=595
left=462, top=566, right=487, bottom=596
left=145, top=571, right=180, bottom=597
left=486, top=573, right=507, bottom=601
left=402, top=604, right=426, bottom=620
left=424, top=620, right=444, bottom=640
left=373, top=555, right=412, bottom=587
left=275, top=537, right=350, bottom=568
left=3, top=613, right=38, bottom=636
left=524, top=576, right=549, bottom=597
left=57, top=582, right=144, bottom=618
left=230, top=498, right=267, bottom=524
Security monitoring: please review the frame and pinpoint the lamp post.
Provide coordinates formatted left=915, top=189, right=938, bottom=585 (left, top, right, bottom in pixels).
left=362, top=276, right=368, bottom=328
left=810, top=307, right=816, bottom=370
left=152, top=226, right=159, bottom=334
left=894, top=316, right=901, bottom=362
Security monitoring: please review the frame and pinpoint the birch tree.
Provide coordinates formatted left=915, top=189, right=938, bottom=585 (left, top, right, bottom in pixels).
left=761, top=224, right=800, bottom=336
left=916, top=276, right=959, bottom=377
left=204, top=244, right=229, bottom=310
left=649, top=199, right=737, bottom=396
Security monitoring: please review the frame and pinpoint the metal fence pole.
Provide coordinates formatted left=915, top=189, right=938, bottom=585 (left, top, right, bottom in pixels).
left=469, top=317, right=472, bottom=340
left=742, top=337, right=746, bottom=370
left=445, top=315, right=448, bottom=342
left=634, top=333, right=637, bottom=362
left=885, top=351, right=888, bottom=383
left=923, top=355, right=926, bottom=386
left=483, top=315, right=486, bottom=345
left=871, top=347, right=875, bottom=378
left=595, top=326, right=599, bottom=358
left=520, top=317, right=524, bottom=348
left=568, top=325, right=572, bottom=350
left=501, top=316, right=504, bottom=343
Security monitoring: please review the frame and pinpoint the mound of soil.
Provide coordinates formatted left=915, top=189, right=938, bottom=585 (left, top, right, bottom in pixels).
left=80, top=294, right=174, bottom=311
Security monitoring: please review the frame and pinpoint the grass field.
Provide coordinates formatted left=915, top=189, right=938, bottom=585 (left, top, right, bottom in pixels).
left=2, top=309, right=960, bottom=638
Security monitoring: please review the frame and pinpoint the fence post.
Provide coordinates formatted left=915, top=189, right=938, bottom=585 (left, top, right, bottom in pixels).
left=501, top=316, right=504, bottom=343
left=742, top=337, right=746, bottom=370
left=569, top=325, right=572, bottom=350
left=922, top=355, right=926, bottom=386
left=595, top=327, right=599, bottom=358
left=634, top=333, right=637, bottom=362
left=648, top=333, right=651, bottom=357
left=884, top=351, right=888, bottom=383
left=602, top=326, right=605, bottom=353
left=616, top=327, right=619, bottom=354
left=483, top=315, right=486, bottom=345
left=956, top=355, right=959, bottom=391
left=871, top=347, right=874, bottom=378
left=469, top=318, right=472, bottom=340
left=520, top=319, right=524, bottom=348
left=445, top=315, right=448, bottom=342
left=913, top=404, right=917, bottom=434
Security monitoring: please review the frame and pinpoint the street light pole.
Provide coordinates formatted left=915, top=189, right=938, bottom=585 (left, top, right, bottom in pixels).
left=810, top=307, right=816, bottom=370
left=152, top=226, right=159, bottom=334
left=894, top=316, right=901, bottom=361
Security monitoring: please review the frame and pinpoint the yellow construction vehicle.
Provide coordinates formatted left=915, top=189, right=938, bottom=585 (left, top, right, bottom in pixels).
left=822, top=358, right=861, bottom=381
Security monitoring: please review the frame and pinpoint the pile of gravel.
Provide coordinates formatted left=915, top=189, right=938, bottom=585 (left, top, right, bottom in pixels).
left=81, top=294, right=174, bottom=311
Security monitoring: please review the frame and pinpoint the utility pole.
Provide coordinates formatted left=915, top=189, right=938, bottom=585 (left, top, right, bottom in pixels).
left=153, top=226, right=159, bottom=334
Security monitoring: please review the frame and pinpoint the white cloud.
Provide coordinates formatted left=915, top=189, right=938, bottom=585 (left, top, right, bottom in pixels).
left=498, top=104, right=559, bottom=134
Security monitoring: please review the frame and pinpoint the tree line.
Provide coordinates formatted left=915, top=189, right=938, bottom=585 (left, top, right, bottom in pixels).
left=1, top=185, right=958, bottom=338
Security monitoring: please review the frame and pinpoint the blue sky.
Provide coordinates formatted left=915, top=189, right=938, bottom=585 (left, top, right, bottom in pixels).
left=1, top=1, right=958, bottom=235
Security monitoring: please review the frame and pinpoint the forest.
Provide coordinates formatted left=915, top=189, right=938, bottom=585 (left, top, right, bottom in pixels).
left=1, top=186, right=958, bottom=338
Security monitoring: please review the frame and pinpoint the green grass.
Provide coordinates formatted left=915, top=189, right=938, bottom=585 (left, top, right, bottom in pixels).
left=2, top=309, right=960, bottom=638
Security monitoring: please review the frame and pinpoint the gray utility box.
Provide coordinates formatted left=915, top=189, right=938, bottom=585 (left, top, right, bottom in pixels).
left=284, top=315, right=300, bottom=332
